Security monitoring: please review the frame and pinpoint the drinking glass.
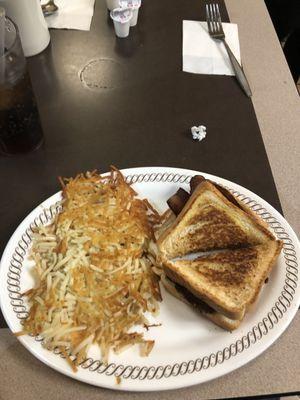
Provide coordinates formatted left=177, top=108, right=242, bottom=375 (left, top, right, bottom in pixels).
left=0, top=17, right=44, bottom=155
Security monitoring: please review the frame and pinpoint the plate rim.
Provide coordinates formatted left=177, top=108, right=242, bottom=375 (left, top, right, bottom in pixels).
left=1, top=166, right=299, bottom=391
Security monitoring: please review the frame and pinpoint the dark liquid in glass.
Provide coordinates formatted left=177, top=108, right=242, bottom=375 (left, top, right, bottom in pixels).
left=0, top=72, right=44, bottom=155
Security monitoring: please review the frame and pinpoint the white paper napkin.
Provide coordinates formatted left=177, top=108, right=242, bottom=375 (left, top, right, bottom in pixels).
left=183, top=20, right=241, bottom=76
left=41, top=0, right=95, bottom=31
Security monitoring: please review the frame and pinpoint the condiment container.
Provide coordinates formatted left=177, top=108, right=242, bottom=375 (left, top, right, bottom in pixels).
left=119, top=0, right=141, bottom=27
left=110, top=8, right=132, bottom=38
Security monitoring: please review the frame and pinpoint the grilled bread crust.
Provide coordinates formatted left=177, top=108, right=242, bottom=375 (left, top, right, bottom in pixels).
left=158, top=181, right=275, bottom=259
left=157, top=180, right=282, bottom=329
left=161, top=240, right=282, bottom=320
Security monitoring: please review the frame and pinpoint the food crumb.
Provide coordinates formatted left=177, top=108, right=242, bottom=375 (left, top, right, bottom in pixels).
left=116, top=376, right=121, bottom=385
left=143, top=323, right=162, bottom=331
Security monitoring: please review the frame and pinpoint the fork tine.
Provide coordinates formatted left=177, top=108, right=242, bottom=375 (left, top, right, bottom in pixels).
left=215, top=3, right=223, bottom=29
left=206, top=4, right=212, bottom=33
left=215, top=3, right=221, bottom=21
left=209, top=4, right=215, bottom=32
left=212, top=4, right=219, bottom=30
left=214, top=3, right=224, bottom=33
left=212, top=3, right=216, bottom=20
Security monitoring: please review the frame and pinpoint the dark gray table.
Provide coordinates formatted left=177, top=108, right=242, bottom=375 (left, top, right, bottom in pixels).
left=1, top=1, right=295, bottom=399
left=0, top=0, right=281, bottom=270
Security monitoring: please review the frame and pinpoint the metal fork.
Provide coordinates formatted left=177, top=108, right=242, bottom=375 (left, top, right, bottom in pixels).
left=206, top=3, right=252, bottom=97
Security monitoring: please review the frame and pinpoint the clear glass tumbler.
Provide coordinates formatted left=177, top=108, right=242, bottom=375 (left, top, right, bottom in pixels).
left=0, top=17, right=44, bottom=155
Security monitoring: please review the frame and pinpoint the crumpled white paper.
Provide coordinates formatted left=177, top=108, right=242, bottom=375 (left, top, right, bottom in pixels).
left=191, top=125, right=207, bottom=141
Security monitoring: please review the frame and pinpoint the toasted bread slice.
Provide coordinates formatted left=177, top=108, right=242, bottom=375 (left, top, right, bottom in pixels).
left=154, top=209, right=176, bottom=241
left=161, top=274, right=243, bottom=330
left=162, top=240, right=282, bottom=320
left=158, top=181, right=275, bottom=258
left=211, top=182, right=272, bottom=233
left=206, top=310, right=243, bottom=330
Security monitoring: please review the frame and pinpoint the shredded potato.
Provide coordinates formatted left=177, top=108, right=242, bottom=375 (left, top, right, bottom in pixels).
left=21, top=167, right=161, bottom=370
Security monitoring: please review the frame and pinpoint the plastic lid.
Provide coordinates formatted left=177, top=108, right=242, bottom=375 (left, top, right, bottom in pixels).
left=110, top=8, right=133, bottom=23
left=119, top=0, right=141, bottom=10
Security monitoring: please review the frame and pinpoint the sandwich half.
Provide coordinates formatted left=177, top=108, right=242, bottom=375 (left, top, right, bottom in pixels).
left=161, top=240, right=282, bottom=324
left=161, top=273, right=244, bottom=330
left=158, top=180, right=276, bottom=259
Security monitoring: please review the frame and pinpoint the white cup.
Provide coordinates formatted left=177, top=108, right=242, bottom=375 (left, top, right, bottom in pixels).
left=129, top=8, right=139, bottom=26
left=0, top=0, right=50, bottom=57
left=110, top=8, right=132, bottom=38
left=119, top=0, right=141, bottom=27
left=106, top=0, right=120, bottom=11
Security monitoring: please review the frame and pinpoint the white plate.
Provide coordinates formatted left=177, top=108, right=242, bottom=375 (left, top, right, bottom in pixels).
left=1, top=167, right=299, bottom=391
